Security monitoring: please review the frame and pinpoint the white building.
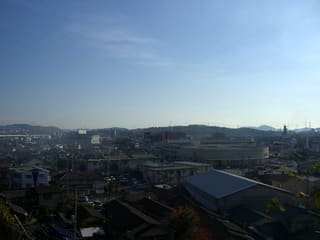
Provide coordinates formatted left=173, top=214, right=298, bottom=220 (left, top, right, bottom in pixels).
left=9, top=167, right=49, bottom=189
left=91, top=135, right=101, bottom=145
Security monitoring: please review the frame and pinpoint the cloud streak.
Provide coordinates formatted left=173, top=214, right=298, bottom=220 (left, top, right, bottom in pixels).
left=66, top=19, right=171, bottom=66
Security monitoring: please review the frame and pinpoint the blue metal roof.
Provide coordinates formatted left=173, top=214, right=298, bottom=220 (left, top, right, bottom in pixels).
left=185, top=170, right=258, bottom=198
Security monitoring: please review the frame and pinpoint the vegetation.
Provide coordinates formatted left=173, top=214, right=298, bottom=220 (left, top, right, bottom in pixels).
left=37, top=206, right=54, bottom=221
left=300, top=163, right=320, bottom=210
left=105, top=182, right=120, bottom=197
left=0, top=200, right=23, bottom=240
left=267, top=163, right=320, bottom=211
left=265, top=197, right=286, bottom=212
left=57, top=197, right=74, bottom=213
left=170, top=206, right=211, bottom=240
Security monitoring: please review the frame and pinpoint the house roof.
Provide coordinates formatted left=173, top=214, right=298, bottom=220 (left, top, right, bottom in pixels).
left=185, top=170, right=258, bottom=199
left=0, top=190, right=26, bottom=199
left=268, top=204, right=310, bottom=219
left=173, top=161, right=210, bottom=167
left=149, top=165, right=195, bottom=171
left=77, top=205, right=105, bottom=227
left=49, top=224, right=74, bottom=239
left=129, top=198, right=172, bottom=219
left=144, top=161, right=207, bottom=171
left=131, top=153, right=158, bottom=160
left=103, top=200, right=159, bottom=234
left=250, top=222, right=288, bottom=240
left=36, top=185, right=61, bottom=194
left=80, top=227, right=105, bottom=238
left=56, top=172, right=103, bottom=184
left=228, top=206, right=272, bottom=226
left=138, top=225, right=172, bottom=238
left=10, top=166, right=48, bottom=173
left=8, top=202, right=28, bottom=216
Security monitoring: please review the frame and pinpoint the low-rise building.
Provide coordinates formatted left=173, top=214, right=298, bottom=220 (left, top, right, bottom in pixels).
left=91, top=135, right=101, bottom=145
left=260, top=174, right=320, bottom=195
left=87, top=153, right=159, bottom=173
left=87, top=159, right=100, bottom=172
left=142, top=161, right=210, bottom=184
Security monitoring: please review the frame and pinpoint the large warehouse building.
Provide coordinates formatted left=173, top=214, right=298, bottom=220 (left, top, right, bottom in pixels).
left=184, top=170, right=294, bottom=213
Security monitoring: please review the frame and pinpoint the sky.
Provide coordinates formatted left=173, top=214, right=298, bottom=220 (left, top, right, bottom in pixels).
left=1, top=0, right=320, bottom=129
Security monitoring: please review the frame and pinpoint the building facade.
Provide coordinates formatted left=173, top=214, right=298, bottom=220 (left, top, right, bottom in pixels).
left=178, top=143, right=269, bottom=168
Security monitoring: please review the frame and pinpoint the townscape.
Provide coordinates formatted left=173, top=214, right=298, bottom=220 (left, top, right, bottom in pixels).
left=0, top=124, right=320, bottom=239
left=2, top=1, right=320, bottom=239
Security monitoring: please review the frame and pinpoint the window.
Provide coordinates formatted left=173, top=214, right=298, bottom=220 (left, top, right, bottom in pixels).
left=26, top=175, right=32, bottom=179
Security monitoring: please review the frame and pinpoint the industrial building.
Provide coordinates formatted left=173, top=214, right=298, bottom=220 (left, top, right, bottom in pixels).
left=184, top=170, right=294, bottom=213
left=178, top=142, right=269, bottom=168
left=155, top=140, right=269, bottom=168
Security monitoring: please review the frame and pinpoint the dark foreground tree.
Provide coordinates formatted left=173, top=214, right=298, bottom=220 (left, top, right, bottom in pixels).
left=0, top=200, right=23, bottom=240
left=170, top=206, right=212, bottom=240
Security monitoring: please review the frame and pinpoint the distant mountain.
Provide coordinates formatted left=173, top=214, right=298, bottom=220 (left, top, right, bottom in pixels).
left=88, top=127, right=129, bottom=135
left=247, top=125, right=279, bottom=132
left=0, top=123, right=298, bottom=138
left=0, top=124, right=63, bottom=135
left=294, top=128, right=314, bottom=133
left=133, top=124, right=281, bottom=139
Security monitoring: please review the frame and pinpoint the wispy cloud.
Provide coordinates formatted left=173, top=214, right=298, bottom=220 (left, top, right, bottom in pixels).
left=66, top=18, right=171, bottom=66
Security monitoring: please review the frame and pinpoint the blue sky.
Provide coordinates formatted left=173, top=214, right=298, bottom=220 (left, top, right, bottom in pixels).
left=1, top=0, right=320, bottom=129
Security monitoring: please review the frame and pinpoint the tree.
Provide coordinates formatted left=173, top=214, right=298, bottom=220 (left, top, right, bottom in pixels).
left=270, top=163, right=320, bottom=211
left=265, top=197, right=286, bottom=212
left=300, top=163, right=320, bottom=209
left=0, top=201, right=23, bottom=240
left=170, top=206, right=211, bottom=240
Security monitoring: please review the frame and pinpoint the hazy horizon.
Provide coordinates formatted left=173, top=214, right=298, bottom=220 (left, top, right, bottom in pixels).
left=1, top=0, right=320, bottom=129
left=0, top=122, right=317, bottom=131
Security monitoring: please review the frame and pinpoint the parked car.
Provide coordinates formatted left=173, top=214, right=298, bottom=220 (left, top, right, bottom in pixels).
left=78, top=195, right=89, bottom=202
left=94, top=200, right=103, bottom=209
left=87, top=201, right=95, bottom=207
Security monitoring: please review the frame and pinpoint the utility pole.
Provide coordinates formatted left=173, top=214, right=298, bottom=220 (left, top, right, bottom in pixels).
left=107, top=150, right=110, bottom=198
left=73, top=188, right=78, bottom=240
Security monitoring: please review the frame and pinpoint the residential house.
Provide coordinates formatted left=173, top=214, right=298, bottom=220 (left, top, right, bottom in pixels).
left=9, top=166, right=49, bottom=189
